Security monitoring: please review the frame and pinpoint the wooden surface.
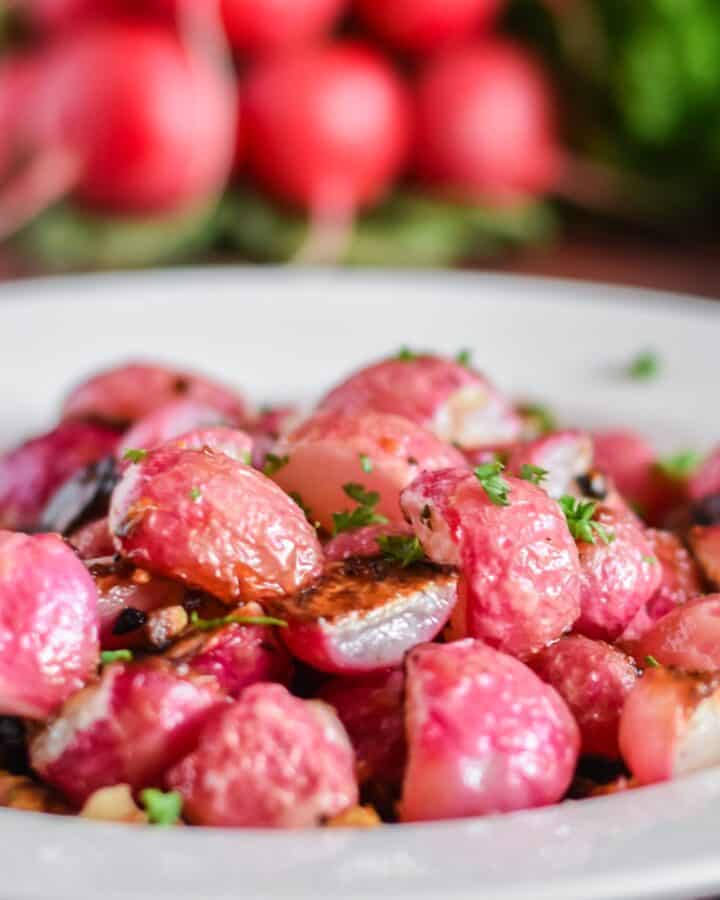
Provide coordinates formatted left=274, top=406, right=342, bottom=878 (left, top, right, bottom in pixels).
left=1, top=226, right=719, bottom=299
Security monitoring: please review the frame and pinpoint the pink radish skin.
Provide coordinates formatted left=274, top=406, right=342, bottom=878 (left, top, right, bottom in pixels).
left=574, top=506, right=661, bottom=642
left=31, top=661, right=222, bottom=807
left=529, top=635, right=638, bottom=759
left=316, top=668, right=406, bottom=786
left=506, top=430, right=593, bottom=499
left=621, top=529, right=702, bottom=643
left=0, top=54, right=41, bottom=178
left=636, top=595, right=720, bottom=672
left=273, top=410, right=467, bottom=533
left=400, top=640, right=579, bottom=821
left=690, top=445, right=720, bottom=501
left=317, top=354, right=521, bottom=450
left=0, top=422, right=119, bottom=532
left=167, top=683, right=357, bottom=827
left=0, top=531, right=99, bottom=720
left=158, top=426, right=254, bottom=464
left=323, top=523, right=413, bottom=562
left=68, top=517, right=115, bottom=559
left=168, top=620, right=293, bottom=699
left=244, top=43, right=411, bottom=214
left=274, top=558, right=458, bottom=675
left=27, top=22, right=235, bottom=215
left=117, top=402, right=229, bottom=459
left=110, top=445, right=323, bottom=603
left=357, top=0, right=504, bottom=53
left=63, top=360, right=248, bottom=427
left=402, top=469, right=581, bottom=658
left=619, top=668, right=720, bottom=786
left=414, top=40, right=562, bottom=201
left=221, top=0, right=348, bottom=54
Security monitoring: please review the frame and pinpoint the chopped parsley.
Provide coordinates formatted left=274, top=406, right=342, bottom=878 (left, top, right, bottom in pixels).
left=628, top=350, right=660, bottom=380
left=517, top=403, right=556, bottom=436
left=188, top=487, right=202, bottom=502
left=190, top=610, right=287, bottom=631
left=263, top=453, right=289, bottom=476
left=474, top=461, right=511, bottom=507
left=655, top=450, right=702, bottom=481
left=377, top=534, right=426, bottom=567
left=332, top=482, right=389, bottom=535
left=100, top=649, right=133, bottom=665
left=396, top=346, right=418, bottom=362
left=456, top=349, right=472, bottom=368
left=359, top=453, right=373, bottom=474
left=643, top=555, right=658, bottom=566
left=242, top=450, right=252, bottom=466
left=520, top=464, right=548, bottom=486
left=644, top=655, right=660, bottom=669
left=559, top=496, right=614, bottom=545
left=140, top=788, right=183, bottom=826
left=122, top=448, right=148, bottom=464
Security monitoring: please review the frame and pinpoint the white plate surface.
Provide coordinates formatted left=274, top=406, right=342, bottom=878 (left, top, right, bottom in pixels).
left=0, top=267, right=718, bottom=900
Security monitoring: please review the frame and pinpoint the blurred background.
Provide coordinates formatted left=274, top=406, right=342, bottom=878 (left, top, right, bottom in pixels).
left=0, top=0, right=719, bottom=296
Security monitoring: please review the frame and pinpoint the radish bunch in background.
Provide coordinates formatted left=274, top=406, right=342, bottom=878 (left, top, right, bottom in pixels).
left=1, top=0, right=564, bottom=268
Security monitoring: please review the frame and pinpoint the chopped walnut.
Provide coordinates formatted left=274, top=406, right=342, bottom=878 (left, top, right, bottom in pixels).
left=0, top=771, right=69, bottom=814
left=145, top=605, right=189, bottom=649
left=80, top=784, right=148, bottom=824
left=325, top=805, right=381, bottom=829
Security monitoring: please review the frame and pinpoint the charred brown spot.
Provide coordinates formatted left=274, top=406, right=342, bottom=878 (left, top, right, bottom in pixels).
left=173, top=376, right=191, bottom=395
left=270, top=557, right=456, bottom=624
left=112, top=607, right=148, bottom=635
left=576, top=470, right=608, bottom=501
left=691, top=494, right=720, bottom=527
left=41, top=455, right=119, bottom=535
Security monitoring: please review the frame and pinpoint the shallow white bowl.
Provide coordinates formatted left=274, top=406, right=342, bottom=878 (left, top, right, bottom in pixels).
left=0, top=267, right=718, bottom=900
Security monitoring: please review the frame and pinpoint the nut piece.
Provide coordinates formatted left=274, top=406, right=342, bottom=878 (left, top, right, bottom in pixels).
left=325, top=805, right=381, bottom=828
left=80, top=784, right=147, bottom=824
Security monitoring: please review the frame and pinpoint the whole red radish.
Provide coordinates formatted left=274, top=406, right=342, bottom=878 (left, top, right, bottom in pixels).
left=222, top=0, right=348, bottom=55
left=243, top=43, right=411, bottom=215
left=357, top=0, right=504, bottom=53
left=22, top=22, right=235, bottom=215
left=21, top=0, right=119, bottom=31
left=415, top=40, right=562, bottom=201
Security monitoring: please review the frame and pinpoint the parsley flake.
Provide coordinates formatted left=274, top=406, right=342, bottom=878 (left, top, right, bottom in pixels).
left=100, top=649, right=133, bottom=665
left=520, top=464, right=548, bottom=486
left=643, top=555, right=658, bottom=565
left=190, top=610, right=287, bottom=631
left=242, top=450, right=252, bottom=466
left=474, top=461, right=511, bottom=507
left=628, top=350, right=660, bottom=380
left=559, top=496, right=614, bottom=545
left=188, top=487, right=202, bottom=502
left=332, top=482, right=389, bottom=535
left=656, top=451, right=702, bottom=481
left=644, top=655, right=660, bottom=669
left=359, top=453, right=373, bottom=474
left=396, top=346, right=418, bottom=362
left=517, top=403, right=556, bottom=436
left=123, top=448, right=148, bottom=464
left=377, top=534, right=426, bottom=567
left=264, top=453, right=289, bottom=476
left=456, top=349, right=472, bottom=368
left=140, top=788, right=183, bottom=826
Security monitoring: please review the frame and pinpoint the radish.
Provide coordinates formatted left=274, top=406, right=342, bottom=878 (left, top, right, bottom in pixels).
left=221, top=0, right=349, bottom=55
left=0, top=54, right=40, bottom=180
left=243, top=42, right=411, bottom=258
left=356, top=0, right=505, bottom=54
left=414, top=39, right=562, bottom=202
left=0, top=20, right=235, bottom=237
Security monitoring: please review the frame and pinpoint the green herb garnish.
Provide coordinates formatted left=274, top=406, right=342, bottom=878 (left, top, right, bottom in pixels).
left=242, top=450, right=252, bottom=466
left=190, top=610, right=287, bottom=631
left=100, top=649, right=133, bottom=665
left=474, top=461, right=511, bottom=507
left=359, top=453, right=373, bottom=474
left=188, top=487, right=202, bottom=502
left=628, top=350, right=660, bottom=380
left=264, top=453, right=289, bottom=476
left=643, top=555, right=658, bottom=565
left=377, top=534, right=426, bottom=567
left=332, top=482, right=389, bottom=535
left=559, top=496, right=614, bottom=544
left=644, top=655, right=660, bottom=669
left=517, top=403, right=556, bottom=436
left=456, top=348, right=472, bottom=367
left=123, top=448, right=148, bottom=464
left=140, top=789, right=183, bottom=826
left=396, top=346, right=418, bottom=362
left=655, top=450, right=702, bottom=481
left=520, top=464, right=548, bottom=486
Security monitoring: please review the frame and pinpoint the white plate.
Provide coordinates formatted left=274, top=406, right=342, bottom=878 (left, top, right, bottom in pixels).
left=0, top=267, right=718, bottom=900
